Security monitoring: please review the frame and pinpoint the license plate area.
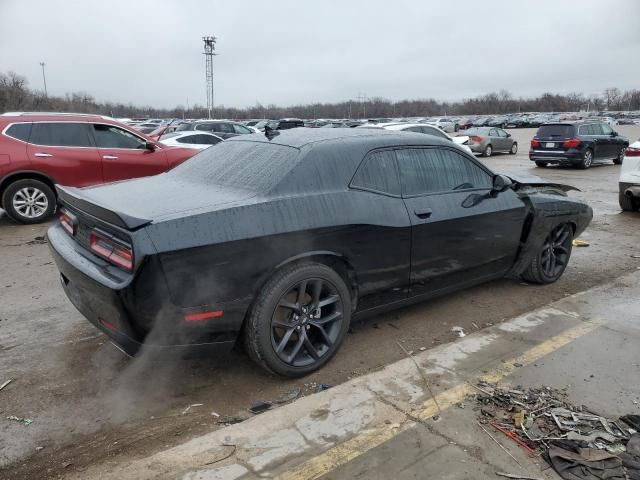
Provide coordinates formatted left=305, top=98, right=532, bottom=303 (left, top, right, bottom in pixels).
left=545, top=142, right=555, bottom=148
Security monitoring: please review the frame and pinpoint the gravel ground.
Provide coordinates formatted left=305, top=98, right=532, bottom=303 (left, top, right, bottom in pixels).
left=1, top=125, right=639, bottom=479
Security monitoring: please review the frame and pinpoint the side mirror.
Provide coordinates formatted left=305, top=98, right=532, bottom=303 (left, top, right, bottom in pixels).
left=506, top=133, right=512, bottom=138
left=610, top=131, right=618, bottom=137
left=492, top=174, right=512, bottom=193
left=145, top=141, right=156, bottom=151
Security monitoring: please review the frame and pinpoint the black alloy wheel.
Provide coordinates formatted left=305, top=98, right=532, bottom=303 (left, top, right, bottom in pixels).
left=244, top=262, right=351, bottom=377
left=271, top=278, right=344, bottom=367
left=578, top=149, right=593, bottom=169
left=522, top=223, right=573, bottom=284
left=613, top=147, right=625, bottom=165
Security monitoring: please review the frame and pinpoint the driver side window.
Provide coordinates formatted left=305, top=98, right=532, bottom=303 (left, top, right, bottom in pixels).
left=93, top=124, right=146, bottom=149
left=396, top=148, right=493, bottom=197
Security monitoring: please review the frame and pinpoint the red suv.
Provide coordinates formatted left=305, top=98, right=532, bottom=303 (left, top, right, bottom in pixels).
left=0, top=113, right=197, bottom=224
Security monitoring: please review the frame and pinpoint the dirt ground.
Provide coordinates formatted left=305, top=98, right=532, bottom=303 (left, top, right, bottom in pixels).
left=1, top=125, right=639, bottom=479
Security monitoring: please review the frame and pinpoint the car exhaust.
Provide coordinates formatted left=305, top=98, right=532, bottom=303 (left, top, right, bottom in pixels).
left=624, top=186, right=640, bottom=198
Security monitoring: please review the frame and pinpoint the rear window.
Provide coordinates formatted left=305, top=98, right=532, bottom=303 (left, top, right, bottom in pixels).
left=4, top=123, right=32, bottom=142
left=537, top=125, right=574, bottom=138
left=168, top=140, right=299, bottom=192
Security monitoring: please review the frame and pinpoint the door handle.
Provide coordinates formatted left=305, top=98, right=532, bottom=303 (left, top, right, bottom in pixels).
left=102, top=155, right=118, bottom=160
left=414, top=208, right=433, bottom=219
left=34, top=152, right=52, bottom=157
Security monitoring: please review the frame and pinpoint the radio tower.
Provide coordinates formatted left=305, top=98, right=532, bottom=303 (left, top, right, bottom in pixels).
left=202, top=36, right=217, bottom=119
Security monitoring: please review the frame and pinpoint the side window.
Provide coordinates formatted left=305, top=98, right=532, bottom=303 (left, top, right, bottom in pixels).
left=201, top=135, right=221, bottom=145
left=176, top=135, right=196, bottom=144
left=93, top=124, right=146, bottom=149
left=599, top=123, right=612, bottom=135
left=497, top=129, right=508, bottom=138
left=578, top=125, right=589, bottom=136
left=397, top=148, right=493, bottom=197
left=233, top=124, right=251, bottom=134
left=30, top=122, right=93, bottom=147
left=589, top=124, right=603, bottom=135
left=488, top=129, right=498, bottom=137
left=351, top=150, right=400, bottom=196
left=405, top=126, right=423, bottom=133
left=4, top=123, right=32, bottom=142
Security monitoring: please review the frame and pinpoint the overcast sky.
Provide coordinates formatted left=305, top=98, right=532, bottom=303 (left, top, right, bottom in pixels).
left=1, top=0, right=639, bottom=109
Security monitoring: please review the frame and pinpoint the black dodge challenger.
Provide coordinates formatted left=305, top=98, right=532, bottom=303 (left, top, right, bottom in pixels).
left=48, top=128, right=592, bottom=377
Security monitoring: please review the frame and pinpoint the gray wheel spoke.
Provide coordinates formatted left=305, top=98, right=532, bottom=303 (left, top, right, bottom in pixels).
left=554, top=246, right=568, bottom=255
left=310, top=280, right=322, bottom=308
left=312, top=310, right=342, bottom=326
left=278, top=300, right=300, bottom=312
left=310, top=323, right=333, bottom=346
left=275, top=327, right=295, bottom=354
left=318, top=294, right=339, bottom=308
left=286, top=334, right=305, bottom=363
left=296, top=280, right=308, bottom=305
left=303, top=333, right=320, bottom=360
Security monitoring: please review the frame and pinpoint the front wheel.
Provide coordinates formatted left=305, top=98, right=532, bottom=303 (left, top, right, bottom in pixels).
left=613, top=147, right=625, bottom=165
left=2, top=179, right=56, bottom=224
left=510, top=142, right=518, bottom=155
left=244, top=262, right=351, bottom=377
left=521, top=224, right=573, bottom=284
left=483, top=144, right=493, bottom=157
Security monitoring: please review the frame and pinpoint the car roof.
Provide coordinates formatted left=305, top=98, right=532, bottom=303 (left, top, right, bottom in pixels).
left=225, top=126, right=452, bottom=149
left=0, top=112, right=115, bottom=122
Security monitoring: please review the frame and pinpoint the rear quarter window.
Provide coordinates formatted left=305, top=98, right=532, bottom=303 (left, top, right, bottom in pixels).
left=351, top=150, right=400, bottom=196
left=4, top=123, right=32, bottom=142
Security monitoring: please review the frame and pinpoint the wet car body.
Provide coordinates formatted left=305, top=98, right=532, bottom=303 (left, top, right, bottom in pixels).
left=48, top=129, right=592, bottom=375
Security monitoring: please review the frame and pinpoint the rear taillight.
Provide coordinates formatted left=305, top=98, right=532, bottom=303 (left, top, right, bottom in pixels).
left=89, top=229, right=133, bottom=271
left=58, top=209, right=77, bottom=236
left=562, top=138, right=581, bottom=148
left=626, top=146, right=640, bottom=157
left=470, top=136, right=482, bottom=142
left=530, top=139, right=540, bottom=148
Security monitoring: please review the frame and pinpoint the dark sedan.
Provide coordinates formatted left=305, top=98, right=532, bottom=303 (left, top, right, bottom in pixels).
left=48, top=129, right=592, bottom=377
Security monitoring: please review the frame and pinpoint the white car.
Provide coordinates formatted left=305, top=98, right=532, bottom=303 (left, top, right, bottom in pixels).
left=619, top=138, right=640, bottom=211
left=423, top=117, right=456, bottom=133
left=358, top=122, right=473, bottom=155
left=159, top=131, right=224, bottom=150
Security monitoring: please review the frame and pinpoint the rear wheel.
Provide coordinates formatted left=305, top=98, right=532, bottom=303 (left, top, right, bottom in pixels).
left=577, top=149, right=593, bottom=169
left=535, top=161, right=548, bottom=167
left=619, top=193, right=638, bottom=212
left=2, top=179, right=56, bottom=224
left=483, top=144, right=493, bottom=157
left=521, top=223, right=573, bottom=284
left=244, top=262, right=351, bottom=377
left=613, top=147, right=625, bottom=165
left=510, top=142, right=518, bottom=155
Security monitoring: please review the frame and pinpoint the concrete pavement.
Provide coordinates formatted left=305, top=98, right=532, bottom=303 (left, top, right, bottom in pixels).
left=70, top=269, right=640, bottom=480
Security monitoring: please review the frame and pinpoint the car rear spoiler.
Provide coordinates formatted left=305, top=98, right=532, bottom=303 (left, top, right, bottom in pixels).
left=56, top=185, right=151, bottom=230
left=505, top=173, right=580, bottom=193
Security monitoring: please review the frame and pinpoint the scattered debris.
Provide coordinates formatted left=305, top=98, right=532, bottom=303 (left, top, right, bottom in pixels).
left=419, top=347, right=427, bottom=351
left=6, top=415, right=33, bottom=426
left=27, top=236, right=47, bottom=245
left=397, top=341, right=442, bottom=416
left=472, top=383, right=639, bottom=479
left=181, top=403, right=204, bottom=415
left=495, top=473, right=543, bottom=480
left=477, top=421, right=522, bottom=467
left=452, top=326, right=466, bottom=337
left=217, top=415, right=246, bottom=425
left=62, top=462, right=73, bottom=469
left=248, top=400, right=272, bottom=414
left=276, top=387, right=302, bottom=404
left=210, top=411, right=220, bottom=418
left=572, top=239, right=590, bottom=247
left=35, top=446, right=44, bottom=452
left=0, top=379, right=13, bottom=392
left=630, top=255, right=640, bottom=259
left=315, top=384, right=331, bottom=393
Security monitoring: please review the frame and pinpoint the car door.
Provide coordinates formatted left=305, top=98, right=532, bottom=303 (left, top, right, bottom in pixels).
left=92, top=123, right=169, bottom=182
left=396, top=146, right=526, bottom=296
left=598, top=122, right=618, bottom=159
left=496, top=128, right=511, bottom=151
left=27, top=122, right=103, bottom=187
left=348, top=149, right=411, bottom=309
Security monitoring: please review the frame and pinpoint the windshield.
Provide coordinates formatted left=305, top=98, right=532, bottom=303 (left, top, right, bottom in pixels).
left=176, top=123, right=192, bottom=131
left=167, top=140, right=299, bottom=193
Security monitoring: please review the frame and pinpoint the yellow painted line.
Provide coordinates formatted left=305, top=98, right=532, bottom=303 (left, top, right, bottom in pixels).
left=277, top=319, right=603, bottom=480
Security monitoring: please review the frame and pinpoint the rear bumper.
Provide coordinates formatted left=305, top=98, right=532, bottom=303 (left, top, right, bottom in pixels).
left=48, top=224, right=244, bottom=355
left=529, top=150, right=582, bottom=164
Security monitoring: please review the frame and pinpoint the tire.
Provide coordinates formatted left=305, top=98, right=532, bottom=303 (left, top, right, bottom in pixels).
left=613, top=147, right=625, bottom=165
left=521, top=223, right=573, bottom=284
left=483, top=144, right=493, bottom=157
left=454, top=124, right=459, bottom=132
left=510, top=142, right=518, bottom=155
left=244, top=262, right=351, bottom=377
left=535, top=161, right=548, bottom=168
left=2, top=179, right=56, bottom=224
left=619, top=193, right=638, bottom=212
left=577, top=149, right=593, bottom=169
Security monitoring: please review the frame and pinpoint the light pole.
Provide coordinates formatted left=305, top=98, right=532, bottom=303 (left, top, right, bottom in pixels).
left=39, top=62, right=48, bottom=97
left=202, top=36, right=217, bottom=119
